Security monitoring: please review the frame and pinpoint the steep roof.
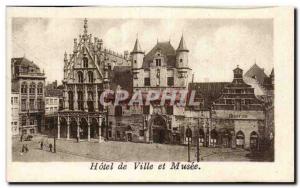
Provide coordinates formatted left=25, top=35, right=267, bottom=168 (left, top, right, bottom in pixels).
left=12, top=57, right=41, bottom=72
left=45, top=88, right=63, bottom=97
left=143, top=41, right=176, bottom=68
left=131, top=38, right=143, bottom=54
left=270, top=68, right=274, bottom=78
left=177, top=35, right=189, bottom=52
left=110, top=66, right=133, bottom=92
left=244, top=63, right=268, bottom=84
left=244, top=77, right=267, bottom=96
left=188, top=82, right=229, bottom=110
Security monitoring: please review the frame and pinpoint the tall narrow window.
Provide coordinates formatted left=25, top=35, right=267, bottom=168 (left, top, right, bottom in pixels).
left=21, top=99, right=26, bottom=111
left=144, top=70, right=150, bottom=86
left=155, top=59, right=161, bottom=66
left=37, top=99, right=43, bottom=110
left=87, top=91, right=94, bottom=112
left=29, top=83, right=36, bottom=95
left=68, top=91, right=74, bottom=110
left=21, top=82, right=27, bottom=94
left=83, top=57, right=88, bottom=68
left=78, top=71, right=84, bottom=83
left=88, top=71, right=94, bottom=83
left=78, top=91, right=84, bottom=111
left=37, top=83, right=43, bottom=95
left=167, top=70, right=174, bottom=86
left=29, top=99, right=35, bottom=110
left=115, top=106, right=122, bottom=116
left=167, top=77, right=174, bottom=86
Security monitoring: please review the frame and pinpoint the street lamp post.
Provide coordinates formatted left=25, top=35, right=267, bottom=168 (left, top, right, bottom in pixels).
left=53, top=116, right=57, bottom=153
left=196, top=118, right=200, bottom=162
left=144, top=115, right=148, bottom=142
left=186, top=126, right=192, bottom=162
left=106, top=106, right=109, bottom=141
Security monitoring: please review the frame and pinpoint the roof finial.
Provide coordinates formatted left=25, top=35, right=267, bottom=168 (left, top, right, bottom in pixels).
left=64, top=51, right=68, bottom=61
left=84, top=18, right=88, bottom=35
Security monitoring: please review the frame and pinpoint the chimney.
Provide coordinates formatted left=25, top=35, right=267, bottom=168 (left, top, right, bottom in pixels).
left=124, top=51, right=129, bottom=59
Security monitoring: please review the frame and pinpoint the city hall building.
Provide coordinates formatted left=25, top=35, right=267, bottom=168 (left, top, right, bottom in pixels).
left=55, top=19, right=270, bottom=149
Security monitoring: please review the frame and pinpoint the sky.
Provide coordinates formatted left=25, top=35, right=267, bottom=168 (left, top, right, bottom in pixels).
left=11, top=18, right=273, bottom=84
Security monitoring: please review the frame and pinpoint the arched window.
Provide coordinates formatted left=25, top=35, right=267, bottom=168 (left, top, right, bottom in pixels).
left=83, top=57, right=88, bottom=68
left=250, top=131, right=259, bottom=150
left=29, top=83, right=36, bottom=94
left=37, top=83, right=43, bottom=95
left=210, top=129, right=218, bottom=147
left=78, top=71, right=83, bottom=83
left=77, top=91, right=84, bottom=111
left=88, top=91, right=93, bottom=101
left=88, top=71, right=94, bottom=83
left=68, top=91, right=74, bottom=110
left=21, top=82, right=27, bottom=94
left=87, top=91, right=94, bottom=112
left=236, top=131, right=245, bottom=148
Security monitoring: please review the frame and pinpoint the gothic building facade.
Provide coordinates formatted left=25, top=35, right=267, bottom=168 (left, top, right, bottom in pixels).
left=58, top=19, right=130, bottom=142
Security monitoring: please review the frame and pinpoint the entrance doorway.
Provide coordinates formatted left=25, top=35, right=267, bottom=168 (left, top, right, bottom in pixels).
left=151, top=116, right=168, bottom=144
left=250, top=131, right=258, bottom=150
left=236, top=131, right=245, bottom=148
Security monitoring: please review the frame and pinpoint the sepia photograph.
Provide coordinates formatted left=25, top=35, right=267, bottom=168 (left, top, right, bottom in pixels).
left=6, top=6, right=294, bottom=182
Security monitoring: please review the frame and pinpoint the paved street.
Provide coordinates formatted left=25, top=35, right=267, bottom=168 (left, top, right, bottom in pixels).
left=12, top=135, right=253, bottom=162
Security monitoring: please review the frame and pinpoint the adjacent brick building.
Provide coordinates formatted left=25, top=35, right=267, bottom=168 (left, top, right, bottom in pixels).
left=11, top=57, right=46, bottom=136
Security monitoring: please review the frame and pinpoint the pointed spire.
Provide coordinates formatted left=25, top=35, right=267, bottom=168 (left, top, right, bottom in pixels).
left=177, top=34, right=189, bottom=52
left=64, top=51, right=68, bottom=61
left=270, top=68, right=274, bottom=77
left=84, top=18, right=88, bottom=35
left=131, top=37, right=144, bottom=54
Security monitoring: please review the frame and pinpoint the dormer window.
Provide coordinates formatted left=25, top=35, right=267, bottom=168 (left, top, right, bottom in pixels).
left=155, top=59, right=161, bottom=66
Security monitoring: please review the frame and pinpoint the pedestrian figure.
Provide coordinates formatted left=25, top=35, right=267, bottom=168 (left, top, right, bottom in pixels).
left=20, top=135, right=23, bottom=142
left=76, top=136, right=79, bottom=143
left=40, top=141, right=43, bottom=150
left=24, top=144, right=29, bottom=153
left=49, top=143, right=53, bottom=152
left=21, top=144, right=25, bottom=153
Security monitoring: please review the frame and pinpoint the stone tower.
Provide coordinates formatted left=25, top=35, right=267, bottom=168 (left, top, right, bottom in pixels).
left=131, top=37, right=145, bottom=88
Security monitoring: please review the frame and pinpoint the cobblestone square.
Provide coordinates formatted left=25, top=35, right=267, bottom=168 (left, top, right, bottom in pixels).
left=12, top=135, right=256, bottom=162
